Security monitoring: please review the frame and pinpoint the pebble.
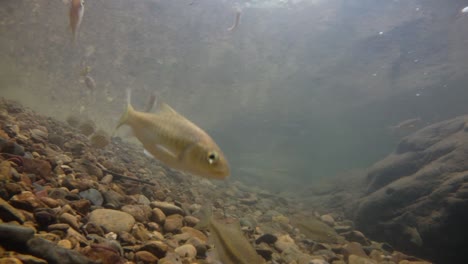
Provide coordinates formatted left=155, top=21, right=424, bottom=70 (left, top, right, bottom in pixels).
left=57, top=239, right=73, bottom=249
left=183, top=215, right=199, bottom=227
left=342, top=242, right=368, bottom=259
left=59, top=213, right=80, bottom=230
left=150, top=208, right=166, bottom=224
left=70, top=199, right=91, bottom=215
left=0, top=197, right=26, bottom=223
left=39, top=196, right=61, bottom=208
left=14, top=254, right=48, bottom=264
left=163, top=214, right=184, bottom=233
left=348, top=254, right=377, bottom=264
left=321, top=214, right=335, bottom=226
left=150, top=202, right=185, bottom=216
left=79, top=189, right=103, bottom=206
left=48, top=223, right=70, bottom=232
left=157, top=252, right=182, bottom=264
left=121, top=204, right=151, bottom=222
left=82, top=243, right=124, bottom=264
left=343, top=231, right=371, bottom=246
left=256, top=233, right=278, bottom=244
left=275, top=234, right=296, bottom=252
left=118, top=231, right=137, bottom=245
left=0, top=258, right=23, bottom=264
left=10, top=191, right=46, bottom=211
left=101, top=190, right=124, bottom=209
left=180, top=226, right=207, bottom=243
left=174, top=244, right=197, bottom=259
left=132, top=223, right=151, bottom=242
left=335, top=225, right=353, bottom=234
left=135, top=250, right=159, bottom=263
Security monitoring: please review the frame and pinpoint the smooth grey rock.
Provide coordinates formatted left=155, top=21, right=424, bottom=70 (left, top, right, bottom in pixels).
left=88, top=209, right=135, bottom=233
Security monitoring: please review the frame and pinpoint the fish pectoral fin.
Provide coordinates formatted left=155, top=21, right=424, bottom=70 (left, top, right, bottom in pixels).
left=178, top=143, right=197, bottom=162
left=144, top=144, right=178, bottom=161
left=156, top=102, right=178, bottom=115
left=143, top=149, right=154, bottom=158
left=156, top=145, right=178, bottom=159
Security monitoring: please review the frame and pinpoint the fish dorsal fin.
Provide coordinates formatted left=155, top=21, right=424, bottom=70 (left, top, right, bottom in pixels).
left=156, top=102, right=178, bottom=115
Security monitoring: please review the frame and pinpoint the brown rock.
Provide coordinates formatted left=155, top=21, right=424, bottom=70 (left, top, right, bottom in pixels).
left=348, top=255, right=377, bottom=264
left=153, top=190, right=166, bottom=201
left=48, top=223, right=70, bottom=232
left=121, top=205, right=151, bottom=223
left=343, top=231, right=371, bottom=246
left=139, top=241, right=168, bottom=259
left=69, top=199, right=91, bottom=215
left=82, top=243, right=125, bottom=264
left=320, top=214, right=335, bottom=226
left=174, top=244, right=197, bottom=259
left=0, top=197, right=25, bottom=223
left=150, top=208, right=166, bottom=224
left=22, top=158, right=51, bottom=179
left=150, top=201, right=184, bottom=216
left=0, top=257, right=22, bottom=264
left=83, top=222, right=104, bottom=236
left=131, top=223, right=151, bottom=242
left=0, top=161, right=12, bottom=181
left=118, top=231, right=137, bottom=245
left=4, top=182, right=23, bottom=197
left=398, top=261, right=432, bottom=264
left=39, top=197, right=61, bottom=208
left=181, top=227, right=207, bottom=243
left=57, top=239, right=73, bottom=249
left=163, top=214, right=184, bottom=233
left=146, top=222, right=160, bottom=232
left=59, top=213, right=80, bottom=230
left=10, top=191, right=46, bottom=211
left=342, top=243, right=368, bottom=260
left=135, top=251, right=159, bottom=264
left=369, top=250, right=385, bottom=262
left=183, top=215, right=199, bottom=227
left=13, top=254, right=48, bottom=264
left=100, top=174, right=113, bottom=184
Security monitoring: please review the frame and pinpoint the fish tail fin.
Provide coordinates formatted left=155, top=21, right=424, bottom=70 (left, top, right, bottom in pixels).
left=194, top=204, right=213, bottom=230
left=113, top=89, right=134, bottom=136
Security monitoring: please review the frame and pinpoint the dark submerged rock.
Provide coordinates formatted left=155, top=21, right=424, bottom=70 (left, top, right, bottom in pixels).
left=354, top=115, right=468, bottom=263
left=27, top=237, right=97, bottom=264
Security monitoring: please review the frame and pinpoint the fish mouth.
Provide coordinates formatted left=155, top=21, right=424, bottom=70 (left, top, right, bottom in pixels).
left=209, top=166, right=230, bottom=179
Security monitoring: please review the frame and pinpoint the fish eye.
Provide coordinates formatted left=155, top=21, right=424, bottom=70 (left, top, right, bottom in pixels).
left=207, top=151, right=218, bottom=164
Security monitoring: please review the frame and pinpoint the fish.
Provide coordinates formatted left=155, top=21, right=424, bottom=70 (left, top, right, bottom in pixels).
left=291, top=216, right=343, bottom=243
left=69, top=0, right=84, bottom=41
left=80, top=65, right=92, bottom=77
left=462, top=6, right=468, bottom=13
left=227, top=8, right=241, bottom=31
left=84, top=75, right=96, bottom=91
left=195, top=206, right=265, bottom=264
left=143, top=92, right=157, bottom=113
left=115, top=90, right=230, bottom=179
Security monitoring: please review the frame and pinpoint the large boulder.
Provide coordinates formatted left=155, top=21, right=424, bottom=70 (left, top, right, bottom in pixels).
left=354, top=115, right=468, bottom=264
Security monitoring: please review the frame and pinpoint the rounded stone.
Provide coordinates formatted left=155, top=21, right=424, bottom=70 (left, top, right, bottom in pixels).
left=135, top=251, right=159, bottom=264
left=88, top=209, right=135, bottom=233
left=150, top=208, right=166, bottom=224
left=174, top=244, right=197, bottom=259
left=163, top=214, right=184, bottom=233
